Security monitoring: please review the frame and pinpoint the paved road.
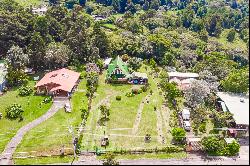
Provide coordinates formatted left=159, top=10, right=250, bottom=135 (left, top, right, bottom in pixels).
left=118, top=158, right=249, bottom=165
left=0, top=100, right=66, bottom=165
left=53, top=144, right=249, bottom=165
left=51, top=155, right=249, bottom=165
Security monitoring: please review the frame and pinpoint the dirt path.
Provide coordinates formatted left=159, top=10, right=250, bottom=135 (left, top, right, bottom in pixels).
left=0, top=101, right=65, bottom=165
left=81, top=91, right=114, bottom=148
left=160, top=104, right=171, bottom=140
left=131, top=94, right=151, bottom=135
left=155, top=107, right=165, bottom=144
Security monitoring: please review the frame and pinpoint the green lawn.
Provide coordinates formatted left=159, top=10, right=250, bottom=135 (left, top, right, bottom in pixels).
left=14, top=155, right=76, bottom=165
left=10, top=65, right=180, bottom=164
left=0, top=78, right=52, bottom=153
left=101, top=24, right=118, bottom=31
left=14, top=79, right=88, bottom=158
left=97, top=151, right=187, bottom=160
left=15, top=0, right=44, bottom=7
left=81, top=65, right=171, bottom=151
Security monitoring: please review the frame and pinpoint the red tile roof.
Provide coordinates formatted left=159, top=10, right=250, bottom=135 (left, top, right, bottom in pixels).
left=35, top=68, right=80, bottom=92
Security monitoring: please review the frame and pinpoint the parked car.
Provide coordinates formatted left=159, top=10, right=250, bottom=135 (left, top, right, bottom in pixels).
left=64, top=103, right=71, bottom=113
left=183, top=121, right=191, bottom=131
left=182, top=108, right=190, bottom=120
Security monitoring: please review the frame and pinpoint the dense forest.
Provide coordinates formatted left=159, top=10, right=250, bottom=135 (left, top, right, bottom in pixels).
left=0, top=0, right=249, bottom=93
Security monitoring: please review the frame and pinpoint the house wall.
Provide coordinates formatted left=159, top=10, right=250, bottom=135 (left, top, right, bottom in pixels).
left=0, top=80, right=6, bottom=92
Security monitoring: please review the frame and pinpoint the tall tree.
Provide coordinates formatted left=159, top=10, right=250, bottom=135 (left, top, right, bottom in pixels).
left=49, top=0, right=61, bottom=6
left=92, top=23, right=111, bottom=58
left=0, top=0, right=33, bottom=54
left=206, top=14, right=222, bottom=37
left=45, top=42, right=71, bottom=69
left=28, top=32, right=46, bottom=70
left=221, top=68, right=249, bottom=93
left=6, top=45, right=28, bottom=70
left=64, top=16, right=91, bottom=63
left=5, top=45, right=29, bottom=86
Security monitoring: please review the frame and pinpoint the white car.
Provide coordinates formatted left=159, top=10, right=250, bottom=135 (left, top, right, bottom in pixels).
left=183, top=121, right=191, bottom=131
left=64, top=103, right=71, bottom=113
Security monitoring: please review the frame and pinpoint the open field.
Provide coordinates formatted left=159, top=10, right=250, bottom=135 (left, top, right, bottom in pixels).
left=15, top=0, right=44, bottom=7
left=0, top=76, right=52, bottom=153
left=81, top=65, right=173, bottom=151
left=14, top=155, right=76, bottom=165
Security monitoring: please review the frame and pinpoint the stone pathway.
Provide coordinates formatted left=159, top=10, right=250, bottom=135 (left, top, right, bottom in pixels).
left=0, top=101, right=66, bottom=165
left=131, top=94, right=151, bottom=135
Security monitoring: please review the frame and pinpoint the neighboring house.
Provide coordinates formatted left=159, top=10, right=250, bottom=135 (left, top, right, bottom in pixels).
left=106, top=56, right=129, bottom=83
left=32, top=7, right=47, bottom=15
left=35, top=68, right=80, bottom=97
left=92, top=15, right=106, bottom=21
left=104, top=58, right=112, bottom=68
left=168, top=72, right=199, bottom=80
left=24, top=68, right=35, bottom=75
left=168, top=72, right=199, bottom=90
left=128, top=72, right=148, bottom=84
left=0, top=61, right=7, bottom=92
left=216, top=92, right=249, bottom=137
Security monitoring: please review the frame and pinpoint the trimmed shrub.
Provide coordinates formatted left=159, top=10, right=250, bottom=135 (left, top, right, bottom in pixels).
left=5, top=103, right=24, bottom=120
left=18, top=86, right=33, bottom=96
left=126, top=92, right=135, bottom=97
left=171, top=127, right=186, bottom=143
left=201, top=136, right=225, bottom=155
left=138, top=89, right=143, bottom=94
left=43, top=96, right=52, bottom=104
left=132, top=88, right=139, bottom=94
left=224, top=140, right=240, bottom=156
left=116, top=96, right=121, bottom=100
left=199, top=122, right=206, bottom=133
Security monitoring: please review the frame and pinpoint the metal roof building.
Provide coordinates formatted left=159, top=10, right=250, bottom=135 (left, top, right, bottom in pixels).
left=217, top=92, right=249, bottom=126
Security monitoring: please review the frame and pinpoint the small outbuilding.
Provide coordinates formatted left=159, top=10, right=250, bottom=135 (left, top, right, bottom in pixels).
left=104, top=58, right=112, bottom=68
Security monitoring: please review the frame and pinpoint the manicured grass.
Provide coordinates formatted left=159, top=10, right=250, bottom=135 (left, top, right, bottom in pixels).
left=14, top=79, right=88, bottom=158
left=101, top=24, right=118, bottom=31
left=97, top=151, right=187, bottom=160
left=81, top=65, right=172, bottom=151
left=15, top=0, right=44, bottom=7
left=0, top=79, right=52, bottom=153
left=14, top=155, right=76, bottom=165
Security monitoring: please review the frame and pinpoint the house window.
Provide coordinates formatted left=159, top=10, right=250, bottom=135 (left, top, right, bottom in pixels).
left=114, top=69, right=122, bottom=75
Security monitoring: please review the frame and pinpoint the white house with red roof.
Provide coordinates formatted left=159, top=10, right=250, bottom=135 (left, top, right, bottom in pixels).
left=35, top=68, right=80, bottom=97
